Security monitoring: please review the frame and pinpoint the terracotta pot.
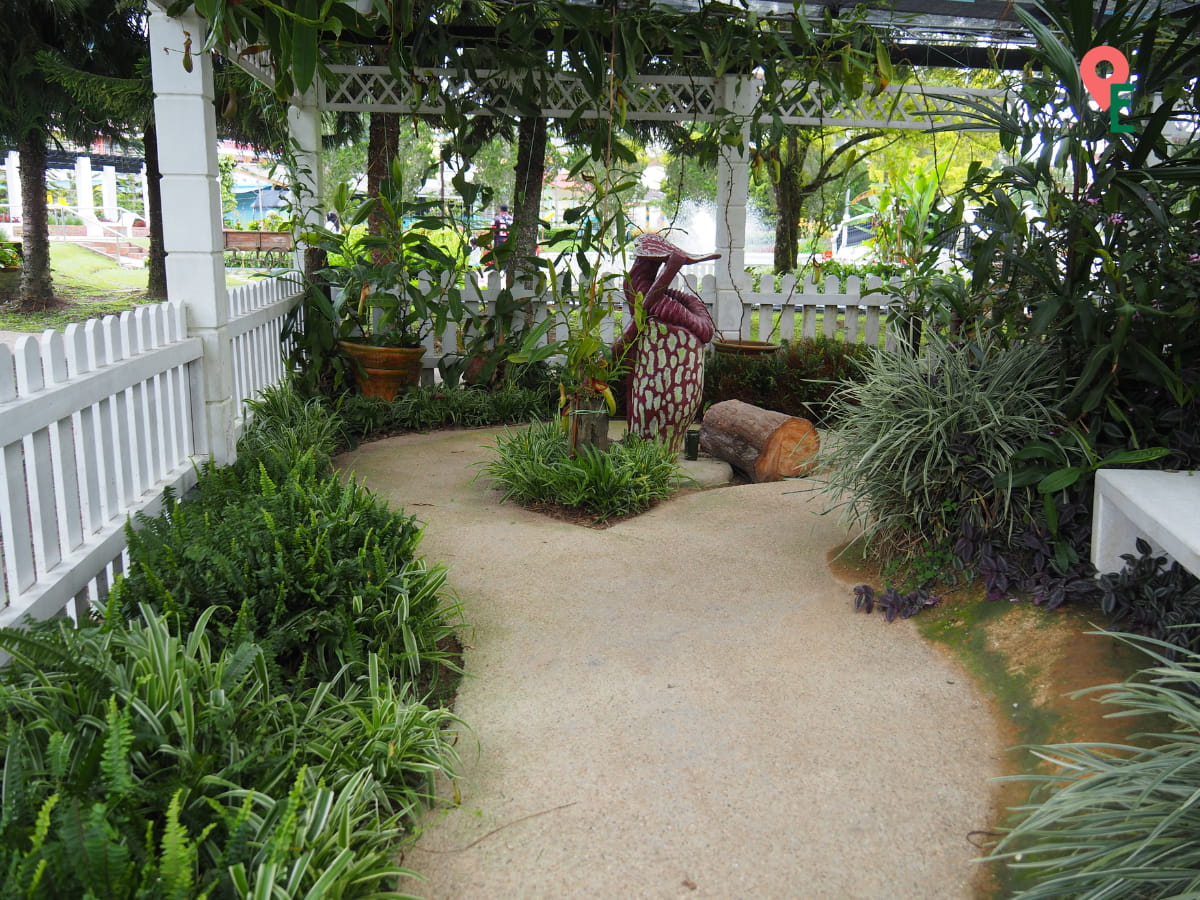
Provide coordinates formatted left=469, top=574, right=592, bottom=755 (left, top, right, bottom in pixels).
left=338, top=341, right=424, bottom=400
left=712, top=339, right=781, bottom=358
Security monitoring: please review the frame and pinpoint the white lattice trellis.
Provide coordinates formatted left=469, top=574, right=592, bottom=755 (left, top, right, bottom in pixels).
left=769, top=82, right=1007, bottom=129
left=321, top=65, right=1007, bottom=129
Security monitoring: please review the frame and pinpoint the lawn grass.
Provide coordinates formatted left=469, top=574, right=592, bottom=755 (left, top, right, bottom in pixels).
left=0, top=243, right=257, bottom=333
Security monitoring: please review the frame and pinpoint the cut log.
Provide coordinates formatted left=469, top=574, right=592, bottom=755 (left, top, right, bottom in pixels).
left=698, top=399, right=820, bottom=482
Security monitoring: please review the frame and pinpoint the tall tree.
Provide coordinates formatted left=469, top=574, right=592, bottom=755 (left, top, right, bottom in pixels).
left=40, top=52, right=171, bottom=300
left=0, top=0, right=94, bottom=309
left=766, top=128, right=884, bottom=273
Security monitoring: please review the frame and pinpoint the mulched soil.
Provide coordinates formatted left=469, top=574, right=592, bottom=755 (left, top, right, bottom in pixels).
left=515, top=499, right=657, bottom=529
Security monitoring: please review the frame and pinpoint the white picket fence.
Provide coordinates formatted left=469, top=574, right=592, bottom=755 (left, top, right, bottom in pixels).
left=0, top=276, right=302, bottom=633
left=735, top=273, right=899, bottom=349
left=229, top=274, right=303, bottom=405
left=427, top=269, right=899, bottom=374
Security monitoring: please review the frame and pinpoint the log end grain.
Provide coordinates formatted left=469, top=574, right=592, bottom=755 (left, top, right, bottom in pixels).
left=699, top=399, right=820, bottom=483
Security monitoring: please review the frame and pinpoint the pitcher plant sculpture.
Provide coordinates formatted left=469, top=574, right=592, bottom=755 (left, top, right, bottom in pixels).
left=614, top=233, right=718, bottom=454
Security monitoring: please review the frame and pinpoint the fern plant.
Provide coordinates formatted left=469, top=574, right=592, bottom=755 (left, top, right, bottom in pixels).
left=108, top=450, right=454, bottom=688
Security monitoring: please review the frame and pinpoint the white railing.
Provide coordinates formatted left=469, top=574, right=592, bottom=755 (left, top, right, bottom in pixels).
left=734, top=273, right=899, bottom=350
left=427, top=269, right=899, bottom=378
left=228, top=274, right=304, bottom=416
left=0, top=275, right=304, bottom=633
left=0, top=303, right=201, bottom=630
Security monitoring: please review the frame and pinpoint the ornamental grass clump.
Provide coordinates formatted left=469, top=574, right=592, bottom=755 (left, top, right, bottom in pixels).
left=235, top=382, right=343, bottom=480
left=818, top=331, right=1069, bottom=562
left=480, top=420, right=681, bottom=521
left=0, top=609, right=461, bottom=898
left=987, top=632, right=1200, bottom=898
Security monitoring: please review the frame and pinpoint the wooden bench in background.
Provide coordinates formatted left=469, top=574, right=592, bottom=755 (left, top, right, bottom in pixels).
left=223, top=230, right=294, bottom=266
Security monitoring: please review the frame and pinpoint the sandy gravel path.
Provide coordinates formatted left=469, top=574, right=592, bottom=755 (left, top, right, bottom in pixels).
left=338, top=427, right=1003, bottom=900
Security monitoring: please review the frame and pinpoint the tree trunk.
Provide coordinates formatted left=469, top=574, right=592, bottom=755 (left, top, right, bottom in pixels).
left=144, top=121, right=168, bottom=300
left=567, top=392, right=609, bottom=458
left=511, top=114, right=547, bottom=284
left=771, top=129, right=885, bottom=276
left=773, top=131, right=801, bottom=274
left=366, top=110, right=401, bottom=263
left=699, top=399, right=820, bottom=482
left=17, top=130, right=54, bottom=311
left=367, top=111, right=399, bottom=201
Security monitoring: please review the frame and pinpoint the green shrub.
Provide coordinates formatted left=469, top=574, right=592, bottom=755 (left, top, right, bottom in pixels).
left=702, top=337, right=872, bottom=426
left=237, top=382, right=343, bottom=480
left=338, top=383, right=558, bottom=443
left=110, top=454, right=456, bottom=690
left=0, top=609, right=461, bottom=899
left=479, top=420, right=681, bottom=521
left=0, top=384, right=468, bottom=897
left=987, top=631, right=1200, bottom=898
left=817, top=332, right=1069, bottom=560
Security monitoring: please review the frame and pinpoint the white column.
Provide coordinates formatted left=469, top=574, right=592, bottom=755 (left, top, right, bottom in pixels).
left=714, top=75, right=757, bottom=339
left=148, top=7, right=236, bottom=464
left=75, top=156, right=95, bottom=224
left=3, top=151, right=19, bottom=222
left=140, top=164, right=151, bottom=226
left=287, top=92, right=323, bottom=271
left=101, top=165, right=119, bottom=222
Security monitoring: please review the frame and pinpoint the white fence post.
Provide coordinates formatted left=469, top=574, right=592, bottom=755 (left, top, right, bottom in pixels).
left=101, top=165, right=119, bottom=222
left=713, top=75, right=758, bottom=339
left=149, top=8, right=237, bottom=464
left=287, top=92, right=323, bottom=272
left=74, top=156, right=95, bottom=226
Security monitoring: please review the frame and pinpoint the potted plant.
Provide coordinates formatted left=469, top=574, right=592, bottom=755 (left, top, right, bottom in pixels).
left=304, top=162, right=468, bottom=399
left=508, top=266, right=636, bottom=456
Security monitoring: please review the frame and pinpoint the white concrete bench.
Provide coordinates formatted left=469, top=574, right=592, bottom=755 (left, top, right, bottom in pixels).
left=1092, top=469, right=1200, bottom=576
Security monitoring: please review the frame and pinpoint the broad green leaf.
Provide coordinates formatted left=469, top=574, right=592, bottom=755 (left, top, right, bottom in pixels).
left=1098, top=447, right=1170, bottom=467
left=1038, top=467, right=1084, bottom=494
left=1042, top=491, right=1060, bottom=536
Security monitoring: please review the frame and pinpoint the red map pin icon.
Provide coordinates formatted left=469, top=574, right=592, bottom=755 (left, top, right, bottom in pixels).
left=1080, top=46, right=1130, bottom=110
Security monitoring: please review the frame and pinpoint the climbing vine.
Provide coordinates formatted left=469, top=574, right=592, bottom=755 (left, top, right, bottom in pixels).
left=164, top=0, right=888, bottom=155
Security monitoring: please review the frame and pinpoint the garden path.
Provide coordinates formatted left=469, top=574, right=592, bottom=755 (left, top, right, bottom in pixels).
left=338, top=427, right=1004, bottom=899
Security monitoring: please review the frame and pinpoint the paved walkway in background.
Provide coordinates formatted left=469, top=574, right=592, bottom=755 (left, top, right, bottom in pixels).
left=338, top=427, right=1003, bottom=900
